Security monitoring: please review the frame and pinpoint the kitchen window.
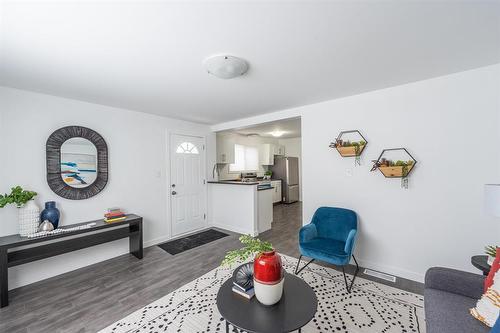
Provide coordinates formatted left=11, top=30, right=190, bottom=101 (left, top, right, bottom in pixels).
left=229, top=144, right=259, bottom=172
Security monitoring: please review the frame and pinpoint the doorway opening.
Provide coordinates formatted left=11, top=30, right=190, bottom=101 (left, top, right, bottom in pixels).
left=214, top=117, right=302, bottom=234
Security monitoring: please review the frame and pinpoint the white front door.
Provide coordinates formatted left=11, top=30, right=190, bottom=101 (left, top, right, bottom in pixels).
left=170, top=134, right=206, bottom=236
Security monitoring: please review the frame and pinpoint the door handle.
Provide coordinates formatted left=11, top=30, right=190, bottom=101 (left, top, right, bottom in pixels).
left=171, top=191, right=177, bottom=195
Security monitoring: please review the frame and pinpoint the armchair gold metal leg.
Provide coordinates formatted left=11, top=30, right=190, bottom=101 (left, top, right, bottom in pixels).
left=294, top=255, right=315, bottom=275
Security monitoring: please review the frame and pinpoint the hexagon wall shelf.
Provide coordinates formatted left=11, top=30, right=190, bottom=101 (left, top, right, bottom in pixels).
left=329, top=130, right=368, bottom=158
left=371, top=148, right=417, bottom=178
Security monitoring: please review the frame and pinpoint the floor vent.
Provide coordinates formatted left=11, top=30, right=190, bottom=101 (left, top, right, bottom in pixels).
left=363, top=269, right=396, bottom=283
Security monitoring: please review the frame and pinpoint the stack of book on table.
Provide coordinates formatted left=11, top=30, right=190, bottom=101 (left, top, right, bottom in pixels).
left=232, top=274, right=255, bottom=299
left=104, top=208, right=127, bottom=223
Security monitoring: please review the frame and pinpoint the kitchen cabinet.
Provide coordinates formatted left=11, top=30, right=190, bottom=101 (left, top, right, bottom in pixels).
left=216, top=136, right=235, bottom=164
left=260, top=144, right=275, bottom=165
left=260, top=144, right=286, bottom=165
left=271, top=180, right=282, bottom=203
left=274, top=145, right=286, bottom=156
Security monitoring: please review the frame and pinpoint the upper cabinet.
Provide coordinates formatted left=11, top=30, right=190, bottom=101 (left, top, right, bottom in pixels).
left=216, top=134, right=285, bottom=166
left=216, top=136, right=235, bottom=164
left=260, top=143, right=274, bottom=165
left=274, top=145, right=286, bottom=156
left=260, top=144, right=286, bottom=165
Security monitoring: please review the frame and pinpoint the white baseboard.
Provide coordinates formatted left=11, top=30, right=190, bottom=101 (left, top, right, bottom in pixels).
left=355, top=257, right=424, bottom=283
left=144, top=235, right=172, bottom=248
left=210, top=222, right=256, bottom=236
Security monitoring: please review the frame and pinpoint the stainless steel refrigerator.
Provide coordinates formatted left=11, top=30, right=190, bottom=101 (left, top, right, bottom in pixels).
left=272, top=156, right=299, bottom=203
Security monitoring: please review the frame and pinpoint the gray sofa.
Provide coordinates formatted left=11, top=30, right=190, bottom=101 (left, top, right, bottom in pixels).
left=425, top=267, right=488, bottom=333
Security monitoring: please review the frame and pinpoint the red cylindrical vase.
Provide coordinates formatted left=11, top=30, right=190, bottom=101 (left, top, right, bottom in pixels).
left=253, top=250, right=284, bottom=306
left=253, top=250, right=283, bottom=284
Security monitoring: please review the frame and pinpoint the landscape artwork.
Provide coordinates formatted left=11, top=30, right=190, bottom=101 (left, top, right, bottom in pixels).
left=61, top=153, right=97, bottom=187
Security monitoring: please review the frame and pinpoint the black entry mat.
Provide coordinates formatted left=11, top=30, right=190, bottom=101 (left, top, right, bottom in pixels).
left=158, top=229, right=229, bottom=255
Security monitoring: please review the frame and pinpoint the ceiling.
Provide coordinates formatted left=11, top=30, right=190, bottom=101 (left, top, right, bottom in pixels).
left=231, top=117, right=301, bottom=139
left=0, top=1, right=499, bottom=124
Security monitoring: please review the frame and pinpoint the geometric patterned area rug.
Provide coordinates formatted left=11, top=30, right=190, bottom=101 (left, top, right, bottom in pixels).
left=99, top=254, right=425, bottom=333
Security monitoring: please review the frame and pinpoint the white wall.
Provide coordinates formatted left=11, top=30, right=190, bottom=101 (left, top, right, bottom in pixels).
left=0, top=87, right=215, bottom=289
left=217, top=132, right=279, bottom=180
left=278, top=137, right=302, bottom=201
left=212, top=64, right=500, bottom=282
left=0, top=109, right=4, bottom=200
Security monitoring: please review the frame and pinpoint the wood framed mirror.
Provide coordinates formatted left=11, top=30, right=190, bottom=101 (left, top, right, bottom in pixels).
left=46, top=126, right=108, bottom=200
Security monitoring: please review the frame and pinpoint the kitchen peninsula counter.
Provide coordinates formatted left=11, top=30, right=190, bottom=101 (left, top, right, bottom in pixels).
left=208, top=182, right=273, bottom=235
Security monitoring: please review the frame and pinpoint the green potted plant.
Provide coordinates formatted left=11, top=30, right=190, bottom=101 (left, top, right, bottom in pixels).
left=222, top=235, right=273, bottom=266
left=0, top=186, right=40, bottom=236
left=0, top=186, right=37, bottom=208
left=485, top=245, right=498, bottom=265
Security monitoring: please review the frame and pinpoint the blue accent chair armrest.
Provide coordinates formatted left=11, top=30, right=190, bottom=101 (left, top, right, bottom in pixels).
left=344, top=229, right=357, bottom=257
left=299, top=224, right=317, bottom=243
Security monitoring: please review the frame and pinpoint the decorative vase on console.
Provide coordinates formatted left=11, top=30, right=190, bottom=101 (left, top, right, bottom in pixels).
left=40, top=201, right=60, bottom=229
left=253, top=250, right=284, bottom=306
left=18, top=200, right=40, bottom=236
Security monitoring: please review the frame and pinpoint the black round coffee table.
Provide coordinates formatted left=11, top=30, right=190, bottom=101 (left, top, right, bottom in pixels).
left=471, top=255, right=491, bottom=276
left=217, top=272, right=317, bottom=333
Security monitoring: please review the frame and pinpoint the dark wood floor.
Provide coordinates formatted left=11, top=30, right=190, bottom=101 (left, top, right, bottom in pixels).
left=0, top=202, right=423, bottom=333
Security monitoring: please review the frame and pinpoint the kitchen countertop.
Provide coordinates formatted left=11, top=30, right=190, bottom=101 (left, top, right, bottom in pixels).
left=207, top=181, right=274, bottom=191
left=207, top=180, right=258, bottom=185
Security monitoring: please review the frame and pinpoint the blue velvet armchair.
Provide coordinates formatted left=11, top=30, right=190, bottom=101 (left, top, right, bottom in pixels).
left=295, top=207, right=359, bottom=292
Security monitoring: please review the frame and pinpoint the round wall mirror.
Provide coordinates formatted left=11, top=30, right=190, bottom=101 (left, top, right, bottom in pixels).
left=46, top=126, right=108, bottom=200
left=60, top=137, right=98, bottom=188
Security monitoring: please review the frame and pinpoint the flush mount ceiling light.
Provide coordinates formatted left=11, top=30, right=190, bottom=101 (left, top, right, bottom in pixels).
left=203, top=55, right=249, bottom=79
left=270, top=130, right=286, bottom=137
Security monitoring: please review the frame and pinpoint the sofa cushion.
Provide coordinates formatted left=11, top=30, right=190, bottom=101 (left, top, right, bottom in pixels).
left=425, top=288, right=489, bottom=333
left=425, top=267, right=485, bottom=300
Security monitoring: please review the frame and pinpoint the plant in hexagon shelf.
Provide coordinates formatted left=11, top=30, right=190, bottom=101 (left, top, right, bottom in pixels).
left=329, top=130, right=368, bottom=166
left=370, top=148, right=417, bottom=189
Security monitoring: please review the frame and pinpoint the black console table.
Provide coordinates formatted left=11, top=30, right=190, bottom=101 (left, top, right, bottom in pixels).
left=0, top=214, right=143, bottom=307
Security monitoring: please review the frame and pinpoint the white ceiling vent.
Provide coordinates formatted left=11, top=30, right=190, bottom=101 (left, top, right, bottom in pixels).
left=203, top=55, right=249, bottom=79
